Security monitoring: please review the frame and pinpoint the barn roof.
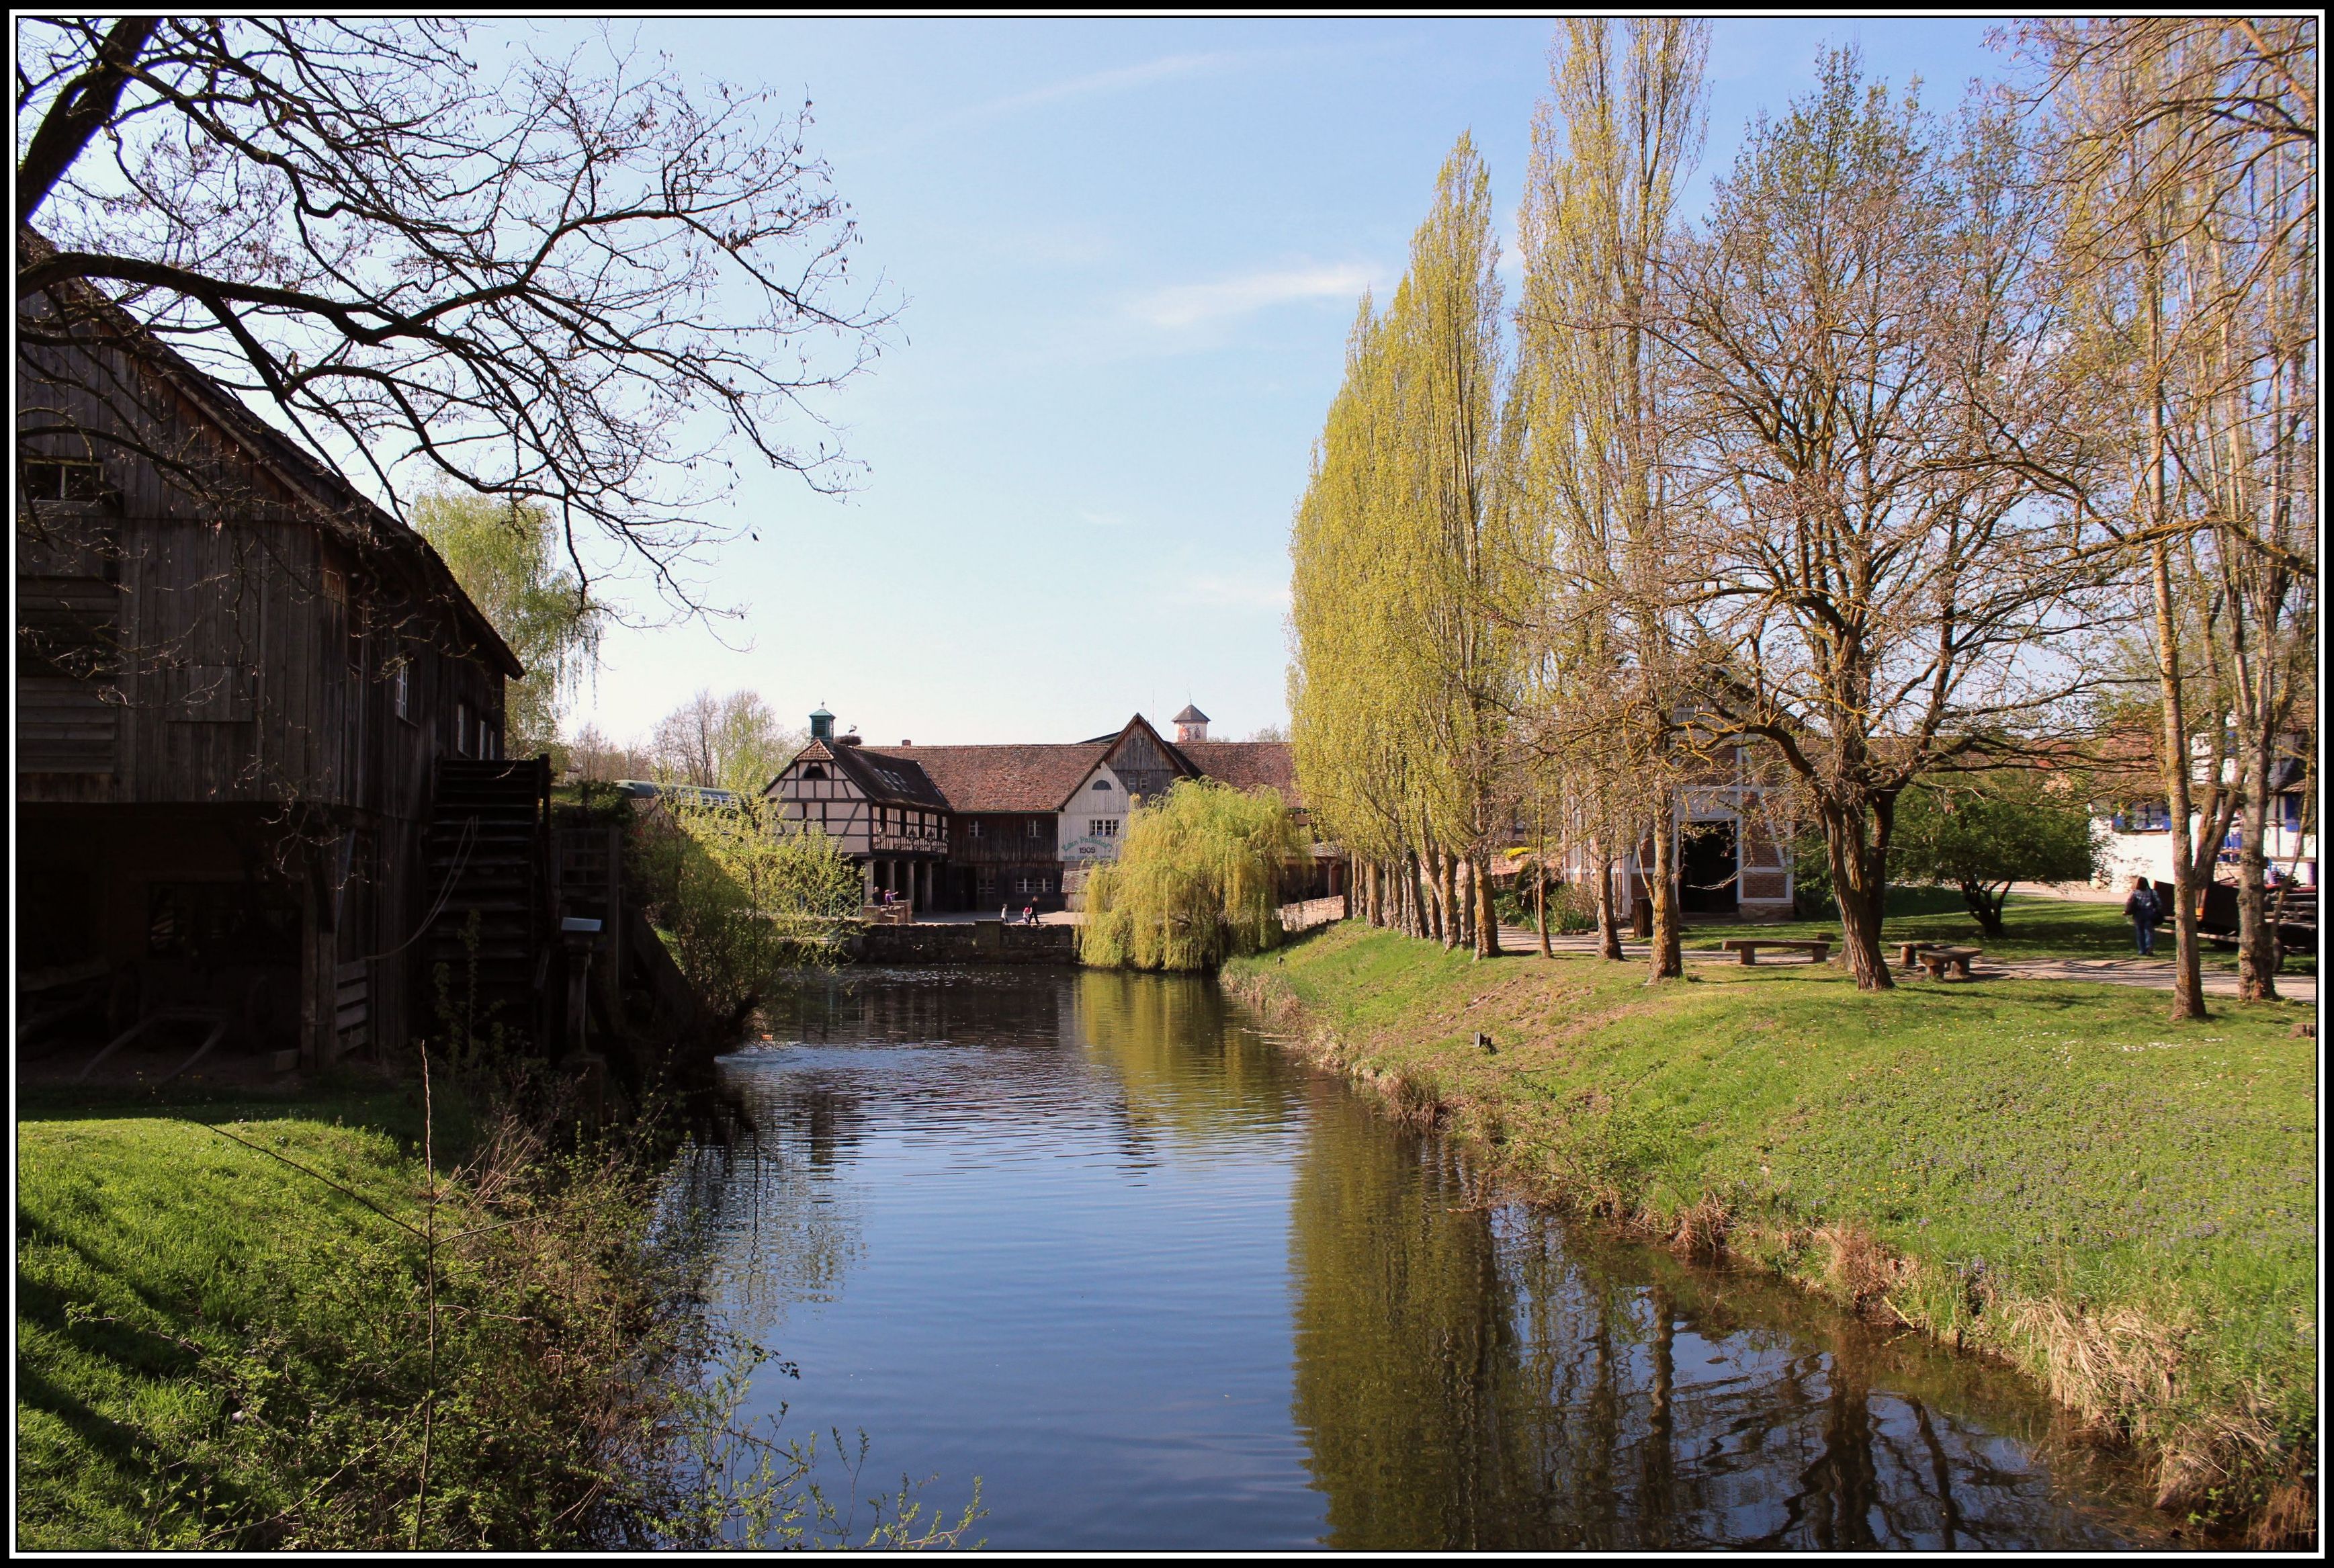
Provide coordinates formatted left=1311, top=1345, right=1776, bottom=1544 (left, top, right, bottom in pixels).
left=19, top=230, right=523, bottom=679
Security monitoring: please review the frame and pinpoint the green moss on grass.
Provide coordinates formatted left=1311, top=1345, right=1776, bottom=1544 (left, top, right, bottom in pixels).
left=1226, top=924, right=2317, bottom=1540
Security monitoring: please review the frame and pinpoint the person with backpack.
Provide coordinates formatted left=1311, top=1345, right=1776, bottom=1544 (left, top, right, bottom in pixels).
left=2124, top=876, right=2163, bottom=956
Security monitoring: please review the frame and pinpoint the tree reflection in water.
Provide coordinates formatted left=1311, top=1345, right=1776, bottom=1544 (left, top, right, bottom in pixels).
left=1289, top=1096, right=2163, bottom=1551
left=662, top=969, right=2166, bottom=1550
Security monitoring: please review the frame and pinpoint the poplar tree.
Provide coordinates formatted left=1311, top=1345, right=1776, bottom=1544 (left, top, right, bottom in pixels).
left=1510, top=17, right=1709, bottom=982
left=1291, top=138, right=1520, bottom=959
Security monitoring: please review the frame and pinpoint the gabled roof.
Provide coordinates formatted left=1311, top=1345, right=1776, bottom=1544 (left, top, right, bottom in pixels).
left=787, top=738, right=951, bottom=808
left=1172, top=703, right=1208, bottom=724
left=769, top=717, right=1306, bottom=814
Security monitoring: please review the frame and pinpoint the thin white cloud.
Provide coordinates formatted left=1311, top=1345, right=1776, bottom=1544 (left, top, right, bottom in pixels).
left=1131, top=263, right=1377, bottom=332
left=971, top=51, right=1248, bottom=119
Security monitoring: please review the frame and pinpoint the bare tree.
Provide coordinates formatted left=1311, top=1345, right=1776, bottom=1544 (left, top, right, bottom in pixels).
left=17, top=18, right=891, bottom=608
left=1661, top=52, right=2112, bottom=989
left=2023, top=17, right=2318, bottom=1012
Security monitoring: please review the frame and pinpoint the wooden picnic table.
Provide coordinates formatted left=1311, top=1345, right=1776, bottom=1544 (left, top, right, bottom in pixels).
left=1720, top=937, right=1831, bottom=966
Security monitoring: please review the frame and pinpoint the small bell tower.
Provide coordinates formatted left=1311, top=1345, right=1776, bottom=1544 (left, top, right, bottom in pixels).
left=1172, top=703, right=1209, bottom=744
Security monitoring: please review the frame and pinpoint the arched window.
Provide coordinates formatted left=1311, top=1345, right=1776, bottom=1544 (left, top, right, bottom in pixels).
left=1091, top=778, right=1112, bottom=791
left=803, top=763, right=829, bottom=781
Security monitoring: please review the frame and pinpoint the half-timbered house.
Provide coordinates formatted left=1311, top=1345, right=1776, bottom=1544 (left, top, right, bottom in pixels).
left=17, top=263, right=524, bottom=1070
left=765, top=707, right=1340, bottom=914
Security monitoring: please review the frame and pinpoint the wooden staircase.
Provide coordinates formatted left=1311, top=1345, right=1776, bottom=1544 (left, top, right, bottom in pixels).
left=421, top=756, right=551, bottom=1040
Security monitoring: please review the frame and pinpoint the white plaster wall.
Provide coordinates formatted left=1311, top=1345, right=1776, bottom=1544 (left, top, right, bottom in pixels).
left=1059, top=762, right=1129, bottom=865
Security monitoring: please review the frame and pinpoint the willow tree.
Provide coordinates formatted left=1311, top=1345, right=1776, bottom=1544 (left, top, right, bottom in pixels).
left=1510, top=17, right=1709, bottom=982
left=2024, top=18, right=2318, bottom=1010
left=1080, top=781, right=1306, bottom=972
left=415, top=492, right=603, bottom=758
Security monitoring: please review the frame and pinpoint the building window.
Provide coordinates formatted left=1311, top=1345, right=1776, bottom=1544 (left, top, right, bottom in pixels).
left=803, top=763, right=828, bottom=781
left=2280, top=793, right=2304, bottom=831
left=2119, top=801, right=2172, bottom=832
left=969, top=820, right=984, bottom=839
left=976, top=869, right=996, bottom=898
left=1092, top=779, right=1111, bottom=792
left=1026, top=819, right=1043, bottom=839
left=455, top=701, right=474, bottom=757
left=1093, top=818, right=1119, bottom=837
left=391, top=660, right=412, bottom=722
left=21, top=459, right=104, bottom=501
left=1014, top=875, right=1053, bottom=896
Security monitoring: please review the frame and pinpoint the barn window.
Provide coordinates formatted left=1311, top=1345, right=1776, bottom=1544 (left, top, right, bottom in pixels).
left=803, top=763, right=828, bottom=781
left=456, top=702, right=474, bottom=757
left=1093, top=819, right=1120, bottom=837
left=1026, top=819, right=1042, bottom=839
left=1092, top=779, right=1111, bottom=791
left=392, top=660, right=412, bottom=721
left=21, top=460, right=104, bottom=501
left=969, top=820, right=984, bottom=839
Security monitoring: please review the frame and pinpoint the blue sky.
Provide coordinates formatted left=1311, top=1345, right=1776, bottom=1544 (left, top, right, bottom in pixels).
left=537, top=17, right=2012, bottom=748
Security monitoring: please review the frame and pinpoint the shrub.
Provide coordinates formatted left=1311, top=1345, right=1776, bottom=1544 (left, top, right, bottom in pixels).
left=1080, top=781, right=1307, bottom=971
left=632, top=796, right=862, bottom=1014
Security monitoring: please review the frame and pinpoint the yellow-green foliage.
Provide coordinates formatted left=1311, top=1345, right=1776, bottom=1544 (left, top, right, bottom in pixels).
left=636, top=797, right=863, bottom=1011
left=1080, top=781, right=1307, bottom=971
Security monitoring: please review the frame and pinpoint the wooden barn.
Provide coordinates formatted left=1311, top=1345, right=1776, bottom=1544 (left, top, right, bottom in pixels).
left=17, top=264, right=534, bottom=1075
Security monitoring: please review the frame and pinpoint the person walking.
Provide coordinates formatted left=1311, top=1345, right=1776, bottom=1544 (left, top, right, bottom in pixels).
left=2124, top=876, right=2163, bottom=957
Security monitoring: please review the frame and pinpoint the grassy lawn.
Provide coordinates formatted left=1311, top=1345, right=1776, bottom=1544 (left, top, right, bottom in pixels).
left=1683, top=886, right=2315, bottom=975
left=1225, top=924, right=2317, bottom=1536
left=16, top=1076, right=660, bottom=1549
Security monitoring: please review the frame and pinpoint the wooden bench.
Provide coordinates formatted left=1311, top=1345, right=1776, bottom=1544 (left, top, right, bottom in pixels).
left=1721, top=938, right=1831, bottom=966
left=1913, top=946, right=1982, bottom=980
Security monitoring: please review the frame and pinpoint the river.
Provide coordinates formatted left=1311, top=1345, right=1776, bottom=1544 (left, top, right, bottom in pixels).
left=671, top=966, right=2173, bottom=1550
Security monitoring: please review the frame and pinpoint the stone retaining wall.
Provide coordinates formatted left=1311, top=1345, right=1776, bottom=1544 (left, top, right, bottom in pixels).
left=848, top=921, right=1080, bottom=965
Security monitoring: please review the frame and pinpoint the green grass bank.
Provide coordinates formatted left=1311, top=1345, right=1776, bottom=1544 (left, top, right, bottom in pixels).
left=1223, top=923, right=2317, bottom=1544
left=16, top=1078, right=680, bottom=1549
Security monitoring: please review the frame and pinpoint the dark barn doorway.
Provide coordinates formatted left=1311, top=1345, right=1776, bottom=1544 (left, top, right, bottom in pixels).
left=1680, top=820, right=1739, bottom=915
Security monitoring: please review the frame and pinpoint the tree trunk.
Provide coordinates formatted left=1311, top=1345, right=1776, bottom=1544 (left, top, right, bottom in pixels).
left=2236, top=738, right=2280, bottom=1001
left=1960, top=880, right=2007, bottom=939
left=1437, top=852, right=1461, bottom=951
left=1822, top=803, right=1894, bottom=990
left=1536, top=863, right=1552, bottom=958
left=1475, top=855, right=1500, bottom=958
left=1645, top=805, right=1683, bottom=982
left=2149, top=538, right=2208, bottom=1020
left=1407, top=849, right=1428, bottom=941
left=1596, top=853, right=1624, bottom=960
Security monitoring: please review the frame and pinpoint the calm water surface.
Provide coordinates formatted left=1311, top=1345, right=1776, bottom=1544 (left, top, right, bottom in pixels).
left=673, top=967, right=2170, bottom=1551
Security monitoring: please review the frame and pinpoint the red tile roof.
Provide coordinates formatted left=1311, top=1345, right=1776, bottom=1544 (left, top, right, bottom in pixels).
left=861, top=743, right=1110, bottom=813
left=786, top=717, right=1303, bottom=814
left=1170, top=740, right=1299, bottom=803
